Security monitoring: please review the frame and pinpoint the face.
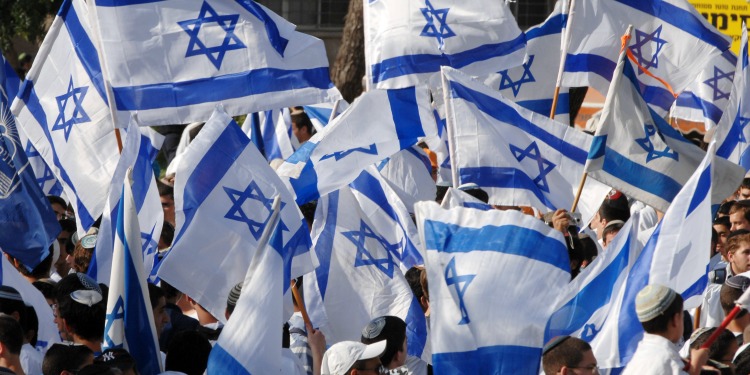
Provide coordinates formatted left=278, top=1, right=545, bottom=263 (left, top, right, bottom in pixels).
left=603, top=230, right=620, bottom=248
left=51, top=202, right=67, bottom=220
left=740, top=187, right=750, bottom=200
left=292, top=122, right=311, bottom=144
left=153, top=297, right=170, bottom=335
left=161, top=195, right=175, bottom=226
left=730, top=211, right=750, bottom=231
left=729, top=241, right=750, bottom=274
left=714, top=224, right=730, bottom=257
left=352, top=357, right=382, bottom=375
left=565, top=349, right=598, bottom=374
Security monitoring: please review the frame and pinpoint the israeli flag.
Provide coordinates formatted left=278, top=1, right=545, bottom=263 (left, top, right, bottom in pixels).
left=484, top=1, right=570, bottom=124
left=309, top=168, right=427, bottom=359
left=415, top=201, right=570, bottom=374
left=276, top=86, right=437, bottom=205
left=90, top=116, right=164, bottom=284
left=157, top=106, right=313, bottom=323
left=364, top=0, right=526, bottom=89
left=102, top=169, right=163, bottom=375
left=715, top=27, right=750, bottom=171
left=377, top=146, right=436, bottom=213
left=590, top=143, right=719, bottom=370
left=442, top=67, right=610, bottom=223
left=562, top=0, right=731, bottom=116
left=17, top=139, right=63, bottom=197
left=94, top=0, right=339, bottom=126
left=240, top=109, right=295, bottom=162
left=585, top=49, right=744, bottom=213
left=304, top=100, right=349, bottom=132
left=0, top=250, right=60, bottom=352
left=12, top=0, right=120, bottom=234
left=440, top=187, right=492, bottom=211
left=429, top=103, right=451, bottom=184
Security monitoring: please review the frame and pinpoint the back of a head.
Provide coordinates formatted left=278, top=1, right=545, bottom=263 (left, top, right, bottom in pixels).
left=598, top=190, right=630, bottom=223
left=404, top=267, right=424, bottom=300
left=689, top=328, right=736, bottom=363
left=635, top=284, right=683, bottom=334
left=0, top=315, right=23, bottom=355
left=360, top=316, right=406, bottom=367
left=0, top=286, right=25, bottom=318
left=148, top=283, right=164, bottom=309
left=542, top=336, right=592, bottom=375
left=55, top=273, right=106, bottom=341
left=165, top=330, right=211, bottom=375
left=42, top=343, right=94, bottom=375
left=721, top=276, right=750, bottom=315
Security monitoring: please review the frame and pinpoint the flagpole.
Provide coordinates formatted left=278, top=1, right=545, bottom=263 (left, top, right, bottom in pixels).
left=440, top=67, right=460, bottom=188
left=328, top=99, right=342, bottom=124
left=291, top=280, right=313, bottom=329
left=549, top=0, right=574, bottom=120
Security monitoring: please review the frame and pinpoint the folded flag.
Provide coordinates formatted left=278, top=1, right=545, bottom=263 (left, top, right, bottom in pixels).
left=240, top=109, right=295, bottom=162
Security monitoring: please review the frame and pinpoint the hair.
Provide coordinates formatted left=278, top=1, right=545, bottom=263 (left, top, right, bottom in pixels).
left=690, top=328, right=736, bottom=362
left=736, top=346, right=750, bottom=375
left=726, top=232, right=750, bottom=256
left=420, top=268, right=429, bottom=302
left=715, top=216, right=731, bottom=231
left=542, top=337, right=592, bottom=375
left=712, top=227, right=718, bottom=247
left=721, top=282, right=748, bottom=316
left=160, top=281, right=181, bottom=302
left=72, top=241, right=94, bottom=273
left=148, top=283, right=165, bottom=309
left=291, top=111, right=314, bottom=135
left=42, top=343, right=94, bottom=375
left=55, top=274, right=106, bottom=341
left=165, top=330, right=212, bottom=375
left=12, top=251, right=53, bottom=280
left=361, top=316, right=406, bottom=367
left=730, top=200, right=750, bottom=223
left=160, top=221, right=175, bottom=247
left=598, top=192, right=630, bottom=223
left=0, top=287, right=25, bottom=318
left=33, top=279, right=58, bottom=301
left=21, top=305, right=38, bottom=346
left=720, top=201, right=736, bottom=217
left=743, top=178, right=750, bottom=189
left=0, top=315, right=23, bottom=355
left=299, top=201, right=317, bottom=230
left=47, top=195, right=67, bottom=210
left=404, top=267, right=424, bottom=300
left=641, top=293, right=684, bottom=334
left=578, top=235, right=598, bottom=265
left=157, top=180, right=174, bottom=199
left=603, top=221, right=625, bottom=243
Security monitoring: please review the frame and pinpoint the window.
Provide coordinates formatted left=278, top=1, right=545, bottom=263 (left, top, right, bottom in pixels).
left=256, top=0, right=349, bottom=29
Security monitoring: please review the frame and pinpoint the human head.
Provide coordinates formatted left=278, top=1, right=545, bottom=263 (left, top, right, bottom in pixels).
left=541, top=336, right=597, bottom=375
left=165, top=330, right=212, bottom=375
left=591, top=190, right=630, bottom=238
left=719, top=201, right=736, bottom=218
left=0, top=286, right=25, bottom=322
left=405, top=267, right=427, bottom=313
left=730, top=200, right=750, bottom=231
left=602, top=220, right=624, bottom=248
left=48, top=196, right=68, bottom=220
left=740, top=178, right=750, bottom=200
left=157, top=180, right=175, bottom=226
left=721, top=276, right=750, bottom=321
left=321, top=340, right=386, bottom=375
left=42, top=343, right=95, bottom=375
left=148, top=283, right=169, bottom=336
left=95, top=348, right=137, bottom=375
left=715, top=216, right=731, bottom=258
left=55, top=273, right=106, bottom=343
left=726, top=231, right=750, bottom=274
left=360, top=316, right=407, bottom=369
left=635, top=284, right=684, bottom=342
left=158, top=221, right=174, bottom=251
left=71, top=234, right=97, bottom=274
left=689, top=328, right=738, bottom=367
left=291, top=110, right=314, bottom=144
left=225, top=282, right=243, bottom=320
left=0, top=315, right=23, bottom=359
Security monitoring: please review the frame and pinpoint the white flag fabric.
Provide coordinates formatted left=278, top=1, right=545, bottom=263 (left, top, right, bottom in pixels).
left=304, top=100, right=349, bottom=132
left=157, top=106, right=313, bottom=323
left=93, top=0, right=340, bottom=126
left=276, top=86, right=437, bottom=205
left=90, top=117, right=164, bottom=284
left=443, top=67, right=610, bottom=223
left=440, top=187, right=492, bottom=211
left=364, top=0, right=526, bottom=89
left=562, top=0, right=731, bottom=116
left=102, top=169, right=163, bottom=375
left=585, top=49, right=744, bottom=213
left=715, top=27, right=750, bottom=171
left=415, top=201, right=570, bottom=374
left=240, top=108, right=295, bottom=162
left=17, top=139, right=63, bottom=196
left=12, top=0, right=119, bottom=234
left=377, top=146, right=436, bottom=213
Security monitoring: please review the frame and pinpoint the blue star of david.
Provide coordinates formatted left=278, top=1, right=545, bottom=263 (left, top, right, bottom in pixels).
left=141, top=224, right=158, bottom=257
left=320, top=143, right=378, bottom=162
left=703, top=66, right=734, bottom=101
left=498, top=55, right=536, bottom=97
left=224, top=181, right=286, bottom=240
left=344, top=220, right=401, bottom=279
left=420, top=0, right=455, bottom=49
left=635, top=123, right=678, bottom=162
left=581, top=323, right=600, bottom=341
left=36, top=165, right=55, bottom=189
left=444, top=257, right=475, bottom=325
left=629, top=26, right=667, bottom=74
left=509, top=141, right=556, bottom=193
left=178, top=1, right=246, bottom=69
left=103, top=296, right=125, bottom=348
left=738, top=116, right=750, bottom=143
left=51, top=77, right=90, bottom=142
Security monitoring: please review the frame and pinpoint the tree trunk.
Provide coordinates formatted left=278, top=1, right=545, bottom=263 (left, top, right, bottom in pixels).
left=331, top=0, right=365, bottom=103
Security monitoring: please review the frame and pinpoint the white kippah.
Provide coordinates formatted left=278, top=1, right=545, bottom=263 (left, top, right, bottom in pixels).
left=635, top=284, right=677, bottom=322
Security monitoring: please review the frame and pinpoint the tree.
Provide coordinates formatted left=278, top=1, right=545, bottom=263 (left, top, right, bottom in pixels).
left=331, top=0, right=364, bottom=103
left=0, top=1, right=63, bottom=56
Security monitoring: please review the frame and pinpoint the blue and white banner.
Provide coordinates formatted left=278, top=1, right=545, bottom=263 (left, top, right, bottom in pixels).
left=484, top=1, right=570, bottom=124
left=443, top=67, right=610, bottom=223
left=240, top=108, right=295, bottom=162
left=415, top=201, right=570, bottom=374
left=276, top=86, right=437, bottom=205
left=157, top=106, right=313, bottom=323
left=377, top=146, right=436, bottom=213
left=715, top=27, right=750, bottom=171
left=562, top=0, right=731, bottom=116
left=12, top=0, right=120, bottom=234
left=94, top=0, right=340, bottom=126
left=90, top=116, right=164, bottom=284
left=364, top=0, right=526, bottom=89
left=103, top=170, right=163, bottom=375
left=585, top=49, right=744, bottom=213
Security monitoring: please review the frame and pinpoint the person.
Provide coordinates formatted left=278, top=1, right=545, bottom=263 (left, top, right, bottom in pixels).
left=55, top=273, right=106, bottom=355
left=158, top=282, right=198, bottom=352
left=186, top=296, right=222, bottom=343
left=541, top=336, right=597, bottom=375
left=157, top=181, right=175, bottom=227
left=601, top=220, right=625, bottom=248
left=70, top=234, right=97, bottom=274
left=720, top=276, right=750, bottom=345
left=0, top=286, right=41, bottom=375
left=589, top=190, right=630, bottom=243
left=42, top=343, right=94, bottom=375
left=728, top=232, right=750, bottom=276
left=730, top=201, right=750, bottom=232
left=688, top=328, right=738, bottom=370
left=53, top=219, right=77, bottom=280
left=148, top=283, right=170, bottom=338
left=360, top=316, right=408, bottom=373
left=740, top=178, right=750, bottom=200
left=0, top=315, right=25, bottom=375
left=291, top=109, right=315, bottom=145
left=623, top=284, right=709, bottom=375
left=94, top=349, right=137, bottom=375
left=47, top=196, right=68, bottom=221
left=321, top=340, right=386, bottom=375
left=164, top=331, right=211, bottom=375
left=715, top=216, right=732, bottom=260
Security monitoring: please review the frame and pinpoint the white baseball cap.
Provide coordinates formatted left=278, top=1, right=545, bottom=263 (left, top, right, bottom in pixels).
left=321, top=340, right=387, bottom=375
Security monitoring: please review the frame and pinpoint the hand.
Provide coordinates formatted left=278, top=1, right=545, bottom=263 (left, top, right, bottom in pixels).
left=308, top=326, right=326, bottom=357
left=551, top=209, right=570, bottom=235
left=688, top=347, right=710, bottom=375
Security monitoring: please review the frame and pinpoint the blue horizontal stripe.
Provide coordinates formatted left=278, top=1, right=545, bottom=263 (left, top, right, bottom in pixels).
left=61, top=0, right=108, bottom=103
left=448, top=81, right=588, bottom=163
left=459, top=166, right=556, bottom=210
left=112, top=67, right=333, bottom=111
left=433, top=345, right=542, bottom=374
left=424, top=220, right=569, bottom=273
left=600, top=146, right=682, bottom=205
left=517, top=94, right=570, bottom=117
left=564, top=53, right=616, bottom=80
left=371, top=33, right=526, bottom=84
left=676, top=92, right=723, bottom=124
left=95, top=0, right=164, bottom=6
left=525, top=13, right=564, bottom=40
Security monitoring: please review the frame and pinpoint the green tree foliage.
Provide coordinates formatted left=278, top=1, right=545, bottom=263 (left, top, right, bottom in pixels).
left=0, top=0, right=63, bottom=53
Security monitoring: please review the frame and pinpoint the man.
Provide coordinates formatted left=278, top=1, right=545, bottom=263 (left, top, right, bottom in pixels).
left=42, top=343, right=94, bottom=375
left=291, top=109, right=315, bottom=145
left=714, top=217, right=731, bottom=261
left=147, top=284, right=170, bottom=338
left=623, top=285, right=708, bottom=375
left=0, top=287, right=40, bottom=375
left=720, top=276, right=750, bottom=345
left=53, top=219, right=76, bottom=280
left=730, top=200, right=750, bottom=231
left=700, top=231, right=750, bottom=327
left=55, top=273, right=106, bottom=355
left=541, top=336, right=597, bottom=375
left=158, top=282, right=198, bottom=352
left=157, top=181, right=175, bottom=227
left=589, top=190, right=630, bottom=242
left=47, top=196, right=68, bottom=221
left=321, top=340, right=386, bottom=375
left=0, top=315, right=25, bottom=375
left=360, top=316, right=410, bottom=374
left=739, top=178, right=750, bottom=200
left=186, top=296, right=222, bottom=343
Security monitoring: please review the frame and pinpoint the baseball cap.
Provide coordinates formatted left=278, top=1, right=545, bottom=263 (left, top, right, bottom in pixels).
left=321, top=340, right=386, bottom=375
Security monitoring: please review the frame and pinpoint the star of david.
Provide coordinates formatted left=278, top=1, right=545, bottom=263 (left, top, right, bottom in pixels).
left=420, top=0, right=456, bottom=49
left=103, top=296, right=124, bottom=348
left=629, top=25, right=668, bottom=74
left=223, top=181, right=286, bottom=240
left=444, top=257, right=475, bottom=325
left=635, top=123, right=678, bottom=162
left=738, top=116, right=750, bottom=143
left=141, top=224, right=159, bottom=257
left=51, top=77, right=90, bottom=142
left=581, top=323, right=600, bottom=341
left=509, top=141, right=556, bottom=193
left=498, top=55, right=536, bottom=97
left=344, top=220, right=401, bottom=279
left=36, top=165, right=55, bottom=189
left=178, top=1, right=246, bottom=69
left=703, top=66, right=734, bottom=101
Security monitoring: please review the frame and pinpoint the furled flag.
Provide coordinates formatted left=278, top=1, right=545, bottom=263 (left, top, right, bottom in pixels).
left=206, top=196, right=291, bottom=374
left=12, top=0, right=120, bottom=234
left=308, top=168, right=428, bottom=360
left=562, top=0, right=731, bottom=115
left=240, top=109, right=295, bottom=162
left=377, top=146, right=436, bottom=213
left=585, top=48, right=744, bottom=213
left=715, top=27, right=750, bottom=171
left=364, top=0, right=526, bottom=89
left=484, top=0, right=570, bottom=124
left=0, top=250, right=59, bottom=352
left=440, top=187, right=492, bottom=211
left=157, top=106, right=313, bottom=322
left=276, top=86, right=437, bottom=205
left=93, top=0, right=339, bottom=126
left=442, top=66, right=610, bottom=223
left=0, top=47, right=61, bottom=269
left=589, top=142, right=718, bottom=370
left=415, top=201, right=570, bottom=374
left=103, top=168, right=163, bottom=375
left=90, top=116, right=164, bottom=284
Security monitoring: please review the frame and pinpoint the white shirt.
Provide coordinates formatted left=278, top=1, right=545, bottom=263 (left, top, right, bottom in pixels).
left=21, top=343, right=43, bottom=375
left=622, top=334, right=687, bottom=375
